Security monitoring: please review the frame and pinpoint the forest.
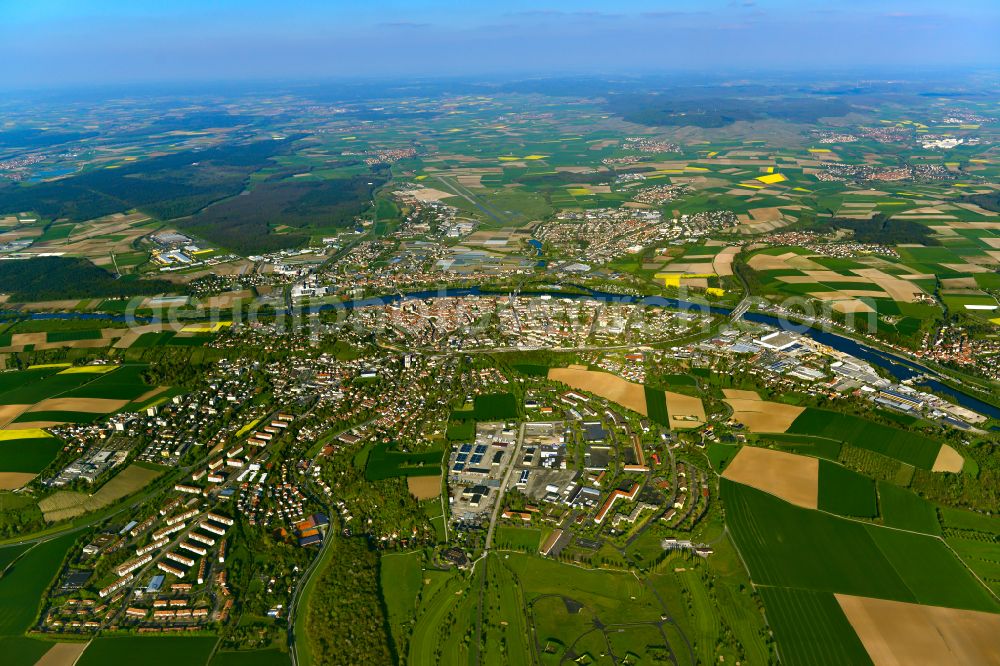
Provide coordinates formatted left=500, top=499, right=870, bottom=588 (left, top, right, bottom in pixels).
left=0, top=257, right=173, bottom=301
left=963, top=193, right=1000, bottom=213
left=179, top=169, right=388, bottom=254
left=304, top=535, right=395, bottom=665
left=0, top=138, right=296, bottom=223
left=826, top=214, right=939, bottom=245
left=607, top=94, right=853, bottom=128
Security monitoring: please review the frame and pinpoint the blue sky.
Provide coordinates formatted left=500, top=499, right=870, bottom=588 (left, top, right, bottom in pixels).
left=3, top=1, right=998, bottom=87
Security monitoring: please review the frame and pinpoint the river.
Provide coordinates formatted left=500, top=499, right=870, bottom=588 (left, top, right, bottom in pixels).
left=5, top=286, right=998, bottom=419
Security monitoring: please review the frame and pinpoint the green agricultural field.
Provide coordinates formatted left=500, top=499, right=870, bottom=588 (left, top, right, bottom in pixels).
left=877, top=481, right=941, bottom=535
left=0, top=636, right=57, bottom=666
left=765, top=433, right=842, bottom=461
left=726, top=479, right=999, bottom=614
left=11, top=410, right=101, bottom=425
left=865, top=526, right=999, bottom=612
left=723, top=479, right=914, bottom=601
left=0, top=435, right=63, bottom=474
left=787, top=408, right=941, bottom=469
left=129, top=331, right=177, bottom=348
left=0, top=532, right=77, bottom=636
left=77, top=636, right=219, bottom=666
left=210, top=649, right=291, bottom=666
left=760, top=588, right=872, bottom=666
left=0, top=543, right=31, bottom=572
left=364, top=443, right=444, bottom=481
left=0, top=371, right=97, bottom=405
left=45, top=329, right=103, bottom=343
left=644, top=386, right=670, bottom=427
left=62, top=364, right=154, bottom=400
left=945, top=538, right=1000, bottom=597
left=817, top=460, right=878, bottom=518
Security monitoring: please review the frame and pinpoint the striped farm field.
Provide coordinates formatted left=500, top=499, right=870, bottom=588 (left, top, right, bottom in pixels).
left=786, top=408, right=941, bottom=469
left=760, top=587, right=872, bottom=666
left=77, top=636, right=218, bottom=666
left=723, top=479, right=1000, bottom=613
left=877, top=481, right=941, bottom=535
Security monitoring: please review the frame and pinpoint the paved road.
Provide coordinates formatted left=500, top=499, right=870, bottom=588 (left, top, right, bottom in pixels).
left=483, top=421, right=526, bottom=552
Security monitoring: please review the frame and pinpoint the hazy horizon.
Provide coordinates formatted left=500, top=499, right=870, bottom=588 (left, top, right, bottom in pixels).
left=4, top=0, right=999, bottom=89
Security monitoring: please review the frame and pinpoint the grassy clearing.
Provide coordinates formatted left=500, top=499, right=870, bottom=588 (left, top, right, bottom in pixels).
left=451, top=392, right=518, bottom=421
left=705, top=442, right=738, bottom=472
left=364, top=444, right=444, bottom=481
left=494, top=526, right=542, bottom=552
left=380, top=551, right=423, bottom=655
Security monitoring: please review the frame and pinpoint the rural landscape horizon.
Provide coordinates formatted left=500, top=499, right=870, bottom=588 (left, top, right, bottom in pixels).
left=1, top=1, right=999, bottom=665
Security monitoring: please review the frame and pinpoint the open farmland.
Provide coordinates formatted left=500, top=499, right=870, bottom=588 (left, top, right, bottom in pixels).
left=723, top=396, right=804, bottom=432
left=547, top=367, right=649, bottom=415
left=836, top=594, right=1000, bottom=666
left=0, top=431, right=62, bottom=489
left=817, top=460, right=878, bottom=518
left=786, top=408, right=942, bottom=469
left=760, top=587, right=873, bottom=666
left=38, top=463, right=162, bottom=521
left=722, top=479, right=996, bottom=605
left=76, top=636, right=219, bottom=666
left=877, top=481, right=941, bottom=535
left=0, top=533, right=77, bottom=637
left=721, top=446, right=819, bottom=509
left=0, top=364, right=160, bottom=432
